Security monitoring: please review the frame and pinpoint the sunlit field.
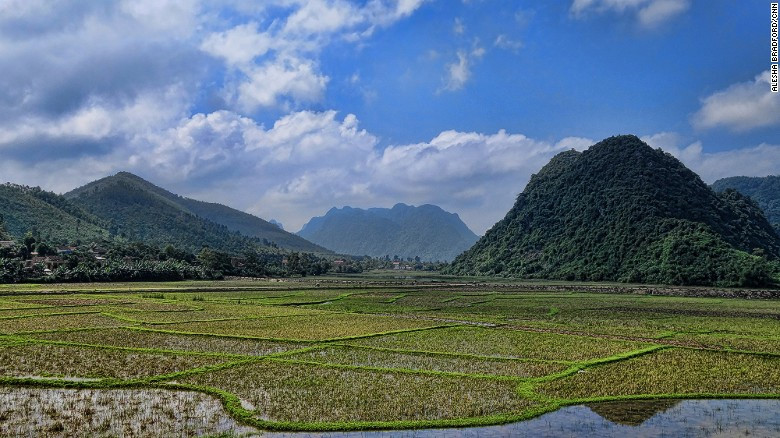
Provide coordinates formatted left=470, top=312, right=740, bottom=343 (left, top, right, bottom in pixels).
left=0, top=277, right=777, bottom=434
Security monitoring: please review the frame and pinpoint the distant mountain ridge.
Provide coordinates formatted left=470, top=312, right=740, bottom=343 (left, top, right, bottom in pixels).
left=447, top=135, right=780, bottom=287
left=711, top=175, right=780, bottom=234
left=298, top=203, right=479, bottom=261
left=64, top=172, right=328, bottom=254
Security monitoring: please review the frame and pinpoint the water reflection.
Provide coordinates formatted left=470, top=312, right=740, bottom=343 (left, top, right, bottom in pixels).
left=256, top=399, right=780, bottom=438
left=585, top=399, right=680, bottom=426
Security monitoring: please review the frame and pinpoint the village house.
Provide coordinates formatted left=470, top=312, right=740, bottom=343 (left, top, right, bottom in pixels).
left=56, top=246, right=76, bottom=255
left=25, top=255, right=65, bottom=272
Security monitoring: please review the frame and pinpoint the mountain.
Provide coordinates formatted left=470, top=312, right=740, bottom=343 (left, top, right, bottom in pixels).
left=447, top=135, right=780, bottom=287
left=298, top=203, right=479, bottom=261
left=0, top=184, right=109, bottom=243
left=65, top=172, right=328, bottom=254
left=169, top=196, right=323, bottom=252
left=269, top=219, right=284, bottom=230
left=711, top=175, right=780, bottom=234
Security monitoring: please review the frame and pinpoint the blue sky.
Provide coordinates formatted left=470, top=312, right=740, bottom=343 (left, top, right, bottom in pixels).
left=0, top=0, right=777, bottom=234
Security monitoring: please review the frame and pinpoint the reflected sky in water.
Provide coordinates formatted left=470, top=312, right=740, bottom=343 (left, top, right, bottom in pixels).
left=256, top=399, right=780, bottom=438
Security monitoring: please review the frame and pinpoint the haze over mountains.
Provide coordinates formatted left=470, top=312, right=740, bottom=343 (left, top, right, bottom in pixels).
left=298, top=204, right=479, bottom=262
left=448, top=135, right=780, bottom=287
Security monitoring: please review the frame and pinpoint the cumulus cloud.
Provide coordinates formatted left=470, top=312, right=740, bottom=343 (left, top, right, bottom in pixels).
left=642, top=132, right=780, bottom=182
left=691, top=71, right=780, bottom=132
left=235, top=57, right=329, bottom=110
left=147, top=112, right=594, bottom=233
left=570, top=0, right=690, bottom=28
left=198, top=0, right=426, bottom=111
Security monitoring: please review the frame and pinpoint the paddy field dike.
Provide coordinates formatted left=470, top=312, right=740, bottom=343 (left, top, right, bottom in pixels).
left=0, top=276, right=777, bottom=435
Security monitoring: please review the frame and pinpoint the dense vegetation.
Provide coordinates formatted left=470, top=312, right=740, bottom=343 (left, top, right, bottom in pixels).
left=712, top=175, right=780, bottom=234
left=0, top=232, right=331, bottom=283
left=0, top=184, right=109, bottom=244
left=64, top=172, right=328, bottom=254
left=298, top=203, right=479, bottom=261
left=447, top=135, right=780, bottom=287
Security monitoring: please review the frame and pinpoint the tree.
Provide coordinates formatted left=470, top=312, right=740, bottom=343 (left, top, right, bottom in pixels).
left=23, top=233, right=36, bottom=253
left=0, top=214, right=8, bottom=240
left=197, top=247, right=232, bottom=274
left=36, top=242, right=54, bottom=257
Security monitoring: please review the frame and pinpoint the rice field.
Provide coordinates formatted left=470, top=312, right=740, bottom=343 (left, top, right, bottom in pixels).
left=0, top=277, right=776, bottom=434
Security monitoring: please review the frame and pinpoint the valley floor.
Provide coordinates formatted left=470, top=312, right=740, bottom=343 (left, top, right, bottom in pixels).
left=0, top=275, right=777, bottom=435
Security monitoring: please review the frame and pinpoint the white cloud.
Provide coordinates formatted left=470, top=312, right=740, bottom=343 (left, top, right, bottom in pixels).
left=440, top=44, right=485, bottom=92
left=236, top=57, right=329, bottom=110
left=692, top=71, right=780, bottom=132
left=195, top=1, right=426, bottom=111
left=453, top=18, right=465, bottom=35
left=113, top=108, right=596, bottom=233
left=200, top=23, right=275, bottom=66
left=636, top=0, right=689, bottom=27
left=494, top=34, right=523, bottom=53
left=642, top=132, right=780, bottom=182
left=441, top=51, right=471, bottom=92
left=570, top=0, right=690, bottom=28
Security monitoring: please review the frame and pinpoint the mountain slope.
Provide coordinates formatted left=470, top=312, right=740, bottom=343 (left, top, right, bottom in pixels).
left=447, top=135, right=780, bottom=286
left=173, top=198, right=327, bottom=252
left=0, top=184, right=109, bottom=243
left=62, top=173, right=281, bottom=254
left=712, top=175, right=780, bottom=234
left=298, top=203, right=479, bottom=261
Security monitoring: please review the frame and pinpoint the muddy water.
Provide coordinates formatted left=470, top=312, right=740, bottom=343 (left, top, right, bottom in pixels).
left=0, top=387, right=257, bottom=437
left=258, top=399, right=780, bottom=438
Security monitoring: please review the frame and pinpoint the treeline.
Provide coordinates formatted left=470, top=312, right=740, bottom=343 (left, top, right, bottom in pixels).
left=0, top=232, right=334, bottom=284
left=329, top=256, right=448, bottom=274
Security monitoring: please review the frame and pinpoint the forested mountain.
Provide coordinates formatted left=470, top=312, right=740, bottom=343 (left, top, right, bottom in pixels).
left=171, top=196, right=324, bottom=252
left=0, top=184, right=109, bottom=244
left=64, top=172, right=328, bottom=254
left=712, top=175, right=780, bottom=234
left=447, top=135, right=780, bottom=287
left=298, top=203, right=479, bottom=261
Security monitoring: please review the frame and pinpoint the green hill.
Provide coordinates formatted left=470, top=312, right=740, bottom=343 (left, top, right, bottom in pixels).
left=65, top=172, right=327, bottom=254
left=447, top=135, right=780, bottom=287
left=174, top=197, right=325, bottom=252
left=0, top=184, right=109, bottom=244
left=711, top=175, right=780, bottom=235
left=298, top=203, right=479, bottom=261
